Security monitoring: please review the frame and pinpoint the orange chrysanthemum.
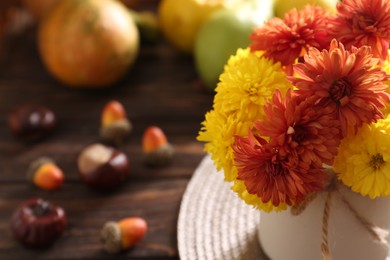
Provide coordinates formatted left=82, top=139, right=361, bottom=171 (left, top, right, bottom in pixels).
left=330, top=0, right=390, bottom=62
left=290, top=39, right=390, bottom=136
left=233, top=132, right=328, bottom=207
left=250, top=5, right=331, bottom=71
left=254, top=90, right=341, bottom=167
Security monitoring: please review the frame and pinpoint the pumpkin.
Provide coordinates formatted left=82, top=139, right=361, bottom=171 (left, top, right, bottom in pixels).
left=38, top=0, right=139, bottom=88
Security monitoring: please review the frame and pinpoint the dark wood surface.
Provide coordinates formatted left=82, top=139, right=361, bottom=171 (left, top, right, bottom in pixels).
left=0, top=7, right=213, bottom=259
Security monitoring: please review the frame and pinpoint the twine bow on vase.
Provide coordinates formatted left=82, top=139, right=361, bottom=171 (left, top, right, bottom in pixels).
left=289, top=171, right=390, bottom=260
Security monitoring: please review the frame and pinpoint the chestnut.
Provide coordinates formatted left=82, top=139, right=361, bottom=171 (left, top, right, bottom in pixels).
left=8, top=103, right=56, bottom=141
left=10, top=198, right=67, bottom=248
left=77, top=143, right=129, bottom=191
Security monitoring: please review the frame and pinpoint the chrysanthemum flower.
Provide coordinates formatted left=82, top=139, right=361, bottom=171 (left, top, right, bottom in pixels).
left=384, top=52, right=390, bottom=83
left=197, top=48, right=292, bottom=181
left=254, top=90, right=341, bottom=167
left=250, top=5, right=331, bottom=70
left=330, top=0, right=390, bottom=62
left=233, top=132, right=328, bottom=210
left=290, top=39, right=390, bottom=136
left=333, top=116, right=390, bottom=198
left=214, top=48, right=292, bottom=119
left=381, top=51, right=390, bottom=116
left=198, top=109, right=253, bottom=181
left=231, top=179, right=287, bottom=212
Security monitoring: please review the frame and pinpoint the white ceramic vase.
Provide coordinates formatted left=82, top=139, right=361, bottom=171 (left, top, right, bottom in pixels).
left=258, top=183, right=390, bottom=260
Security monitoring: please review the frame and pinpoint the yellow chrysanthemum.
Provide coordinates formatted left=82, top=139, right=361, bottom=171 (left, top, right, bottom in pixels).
left=381, top=49, right=390, bottom=116
left=198, top=109, right=252, bottom=181
left=198, top=48, right=292, bottom=182
left=214, top=48, right=292, bottom=120
left=333, top=116, right=390, bottom=199
left=231, top=180, right=287, bottom=212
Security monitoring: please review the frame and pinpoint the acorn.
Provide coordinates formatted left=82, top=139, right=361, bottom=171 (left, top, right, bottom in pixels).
left=10, top=198, right=67, bottom=248
left=142, top=126, right=174, bottom=167
left=77, top=143, right=129, bottom=191
left=99, top=100, right=132, bottom=146
left=100, top=217, right=147, bottom=254
left=27, top=157, right=64, bottom=191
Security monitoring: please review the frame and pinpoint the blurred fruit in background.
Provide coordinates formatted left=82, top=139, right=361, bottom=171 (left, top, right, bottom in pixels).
left=158, top=0, right=235, bottom=53
left=195, top=0, right=273, bottom=91
left=22, top=0, right=160, bottom=45
left=38, top=0, right=139, bottom=88
left=0, top=1, right=31, bottom=38
left=120, top=0, right=142, bottom=8
left=129, top=9, right=160, bottom=44
left=273, top=0, right=338, bottom=18
left=22, top=0, right=59, bottom=20
left=0, top=1, right=33, bottom=68
left=120, top=0, right=161, bottom=10
left=22, top=0, right=161, bottom=21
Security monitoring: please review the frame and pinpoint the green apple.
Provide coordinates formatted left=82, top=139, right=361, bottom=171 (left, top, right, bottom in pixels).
left=273, top=0, right=339, bottom=18
left=194, top=0, right=273, bottom=91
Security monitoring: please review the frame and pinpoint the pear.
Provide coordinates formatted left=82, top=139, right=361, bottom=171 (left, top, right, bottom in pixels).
left=194, top=0, right=273, bottom=91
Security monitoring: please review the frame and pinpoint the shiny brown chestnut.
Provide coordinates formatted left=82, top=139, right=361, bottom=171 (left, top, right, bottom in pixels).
left=10, top=198, right=67, bottom=248
left=8, top=103, right=57, bottom=141
left=77, top=143, right=129, bottom=191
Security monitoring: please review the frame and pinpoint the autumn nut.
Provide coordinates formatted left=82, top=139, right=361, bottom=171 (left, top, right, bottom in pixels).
left=27, top=157, right=64, bottom=191
left=100, top=217, right=147, bottom=254
left=8, top=103, right=56, bottom=141
left=99, top=100, right=132, bottom=145
left=142, top=126, right=174, bottom=166
left=77, top=143, right=129, bottom=191
left=10, top=198, right=67, bottom=248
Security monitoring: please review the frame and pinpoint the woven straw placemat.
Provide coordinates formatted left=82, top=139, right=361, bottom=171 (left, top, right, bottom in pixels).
left=178, top=155, right=268, bottom=260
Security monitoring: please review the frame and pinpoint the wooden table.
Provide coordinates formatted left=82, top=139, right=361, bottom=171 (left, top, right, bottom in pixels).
left=0, top=11, right=213, bottom=259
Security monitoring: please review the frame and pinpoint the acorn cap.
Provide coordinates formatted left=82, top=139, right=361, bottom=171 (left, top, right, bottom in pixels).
left=26, top=157, right=55, bottom=181
left=144, top=143, right=174, bottom=167
left=100, top=221, right=122, bottom=254
left=99, top=119, right=132, bottom=145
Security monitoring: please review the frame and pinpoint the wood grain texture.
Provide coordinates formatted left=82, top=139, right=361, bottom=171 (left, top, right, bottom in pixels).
left=0, top=5, right=213, bottom=258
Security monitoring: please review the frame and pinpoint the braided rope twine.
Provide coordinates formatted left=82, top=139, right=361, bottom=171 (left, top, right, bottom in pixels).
left=177, top=155, right=268, bottom=260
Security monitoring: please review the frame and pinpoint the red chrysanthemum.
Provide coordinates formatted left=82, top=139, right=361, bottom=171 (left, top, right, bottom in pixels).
left=254, top=90, right=341, bottom=167
left=233, top=132, right=328, bottom=207
left=290, top=39, right=390, bottom=136
left=330, top=0, right=390, bottom=62
left=250, top=5, right=331, bottom=70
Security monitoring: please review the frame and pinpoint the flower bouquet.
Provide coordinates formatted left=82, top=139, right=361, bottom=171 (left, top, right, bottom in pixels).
left=197, top=0, right=390, bottom=259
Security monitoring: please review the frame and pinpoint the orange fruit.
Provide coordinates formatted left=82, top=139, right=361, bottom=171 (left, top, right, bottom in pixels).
left=38, top=0, right=139, bottom=88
